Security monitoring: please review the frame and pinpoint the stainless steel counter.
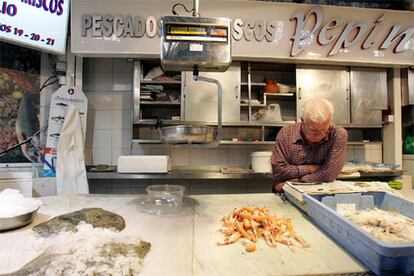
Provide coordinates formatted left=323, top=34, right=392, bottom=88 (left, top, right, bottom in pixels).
left=87, top=170, right=272, bottom=179
left=87, top=168, right=402, bottom=180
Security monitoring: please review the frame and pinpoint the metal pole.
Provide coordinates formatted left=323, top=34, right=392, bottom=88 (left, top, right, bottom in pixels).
left=194, top=74, right=222, bottom=147
left=193, top=0, right=199, bottom=17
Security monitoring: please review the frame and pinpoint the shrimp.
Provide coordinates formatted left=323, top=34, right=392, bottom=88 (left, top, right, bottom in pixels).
left=217, top=232, right=241, bottom=246
left=218, top=206, right=310, bottom=252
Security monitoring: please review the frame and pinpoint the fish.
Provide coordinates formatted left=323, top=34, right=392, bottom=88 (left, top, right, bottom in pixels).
left=15, top=93, right=43, bottom=163
left=55, top=102, right=68, bottom=107
left=49, top=133, right=60, bottom=139
left=33, top=208, right=126, bottom=237
left=51, top=116, right=65, bottom=123
left=5, top=241, right=151, bottom=275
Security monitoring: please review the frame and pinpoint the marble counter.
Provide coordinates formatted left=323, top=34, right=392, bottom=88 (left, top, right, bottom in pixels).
left=0, top=194, right=367, bottom=275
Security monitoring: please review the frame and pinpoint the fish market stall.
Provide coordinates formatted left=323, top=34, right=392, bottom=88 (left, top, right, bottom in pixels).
left=0, top=193, right=367, bottom=275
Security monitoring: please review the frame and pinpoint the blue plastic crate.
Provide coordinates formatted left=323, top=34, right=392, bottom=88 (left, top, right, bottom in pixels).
left=303, top=192, right=414, bottom=275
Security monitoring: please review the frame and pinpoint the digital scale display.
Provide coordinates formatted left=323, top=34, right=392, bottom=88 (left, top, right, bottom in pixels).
left=166, top=23, right=228, bottom=42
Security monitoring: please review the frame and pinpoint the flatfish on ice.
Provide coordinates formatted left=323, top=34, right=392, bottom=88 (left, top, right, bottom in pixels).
left=3, top=227, right=151, bottom=276
left=33, top=208, right=126, bottom=237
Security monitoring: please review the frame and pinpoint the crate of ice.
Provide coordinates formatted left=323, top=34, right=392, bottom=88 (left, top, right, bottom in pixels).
left=303, top=192, right=414, bottom=275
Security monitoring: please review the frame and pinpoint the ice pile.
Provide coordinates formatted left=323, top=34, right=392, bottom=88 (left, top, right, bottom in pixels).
left=0, top=189, right=42, bottom=218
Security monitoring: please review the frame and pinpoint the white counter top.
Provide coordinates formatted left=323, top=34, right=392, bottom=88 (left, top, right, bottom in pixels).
left=0, top=194, right=367, bottom=275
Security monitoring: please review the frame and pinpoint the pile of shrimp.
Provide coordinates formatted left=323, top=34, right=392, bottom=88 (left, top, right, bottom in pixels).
left=217, top=206, right=310, bottom=252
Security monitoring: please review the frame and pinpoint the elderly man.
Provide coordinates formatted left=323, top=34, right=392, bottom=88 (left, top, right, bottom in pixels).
left=271, top=98, right=348, bottom=192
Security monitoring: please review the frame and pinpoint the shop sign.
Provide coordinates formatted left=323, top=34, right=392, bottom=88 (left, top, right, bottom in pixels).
left=289, top=6, right=413, bottom=57
left=72, top=1, right=414, bottom=65
left=0, top=0, right=69, bottom=54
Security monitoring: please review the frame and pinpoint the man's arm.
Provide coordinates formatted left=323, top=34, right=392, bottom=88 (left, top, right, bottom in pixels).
left=271, top=136, right=309, bottom=183
left=300, top=128, right=348, bottom=183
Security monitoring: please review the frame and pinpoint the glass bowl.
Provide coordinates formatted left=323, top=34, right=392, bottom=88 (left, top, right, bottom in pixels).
left=140, top=185, right=185, bottom=215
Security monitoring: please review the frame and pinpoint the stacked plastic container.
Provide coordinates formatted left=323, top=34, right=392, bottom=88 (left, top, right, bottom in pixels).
left=303, top=192, right=414, bottom=275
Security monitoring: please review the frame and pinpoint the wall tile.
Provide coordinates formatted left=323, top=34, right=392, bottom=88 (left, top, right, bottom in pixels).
left=113, top=73, right=132, bottom=91
left=113, top=58, right=132, bottom=73
left=88, top=110, right=113, bottom=130
left=170, top=148, right=190, bottom=166
left=190, top=149, right=209, bottom=166
left=112, top=110, right=132, bottom=129
left=112, top=91, right=133, bottom=110
left=228, top=149, right=249, bottom=167
left=94, top=58, right=113, bottom=73
left=91, top=149, right=112, bottom=165
left=85, top=129, right=111, bottom=150
left=83, top=72, right=113, bottom=91
left=112, top=129, right=132, bottom=149
left=150, top=145, right=169, bottom=155
left=208, top=149, right=228, bottom=166
left=112, top=148, right=131, bottom=165
left=131, top=144, right=151, bottom=155
left=83, top=58, right=95, bottom=73
left=87, top=93, right=113, bottom=110
left=86, top=110, right=95, bottom=130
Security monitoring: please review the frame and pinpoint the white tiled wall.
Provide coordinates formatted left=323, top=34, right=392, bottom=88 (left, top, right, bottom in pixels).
left=82, top=58, right=382, bottom=194
left=83, top=58, right=133, bottom=166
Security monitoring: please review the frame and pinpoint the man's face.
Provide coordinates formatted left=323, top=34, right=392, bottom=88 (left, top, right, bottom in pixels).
left=301, top=119, right=330, bottom=144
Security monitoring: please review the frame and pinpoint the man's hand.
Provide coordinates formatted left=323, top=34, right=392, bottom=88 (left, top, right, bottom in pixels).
left=307, top=165, right=320, bottom=174
left=272, top=182, right=285, bottom=193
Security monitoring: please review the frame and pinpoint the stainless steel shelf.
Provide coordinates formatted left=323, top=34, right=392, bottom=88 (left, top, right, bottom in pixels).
left=240, top=104, right=266, bottom=108
left=264, top=93, right=294, bottom=97
left=132, top=139, right=272, bottom=145
left=339, top=124, right=382, bottom=128
left=141, top=80, right=181, bottom=84
left=241, top=82, right=265, bottom=86
left=220, top=141, right=273, bottom=145
left=347, top=141, right=382, bottom=145
left=140, top=101, right=180, bottom=105
left=132, top=139, right=380, bottom=146
left=133, top=119, right=294, bottom=127
left=88, top=170, right=273, bottom=180
left=133, top=139, right=162, bottom=144
left=134, top=120, right=382, bottom=129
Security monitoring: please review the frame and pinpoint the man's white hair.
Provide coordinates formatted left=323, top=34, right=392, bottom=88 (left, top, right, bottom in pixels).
left=301, top=98, right=334, bottom=123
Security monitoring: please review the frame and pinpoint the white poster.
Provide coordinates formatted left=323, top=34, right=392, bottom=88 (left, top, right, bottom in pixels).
left=0, top=0, right=70, bottom=54
left=43, top=85, right=87, bottom=172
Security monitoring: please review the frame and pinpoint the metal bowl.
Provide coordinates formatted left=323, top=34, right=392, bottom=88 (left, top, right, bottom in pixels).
left=0, top=207, right=39, bottom=231
left=160, top=125, right=216, bottom=144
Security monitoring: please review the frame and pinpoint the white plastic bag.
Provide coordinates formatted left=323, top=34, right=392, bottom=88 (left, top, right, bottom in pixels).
left=56, top=105, right=88, bottom=195
left=253, top=104, right=282, bottom=122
